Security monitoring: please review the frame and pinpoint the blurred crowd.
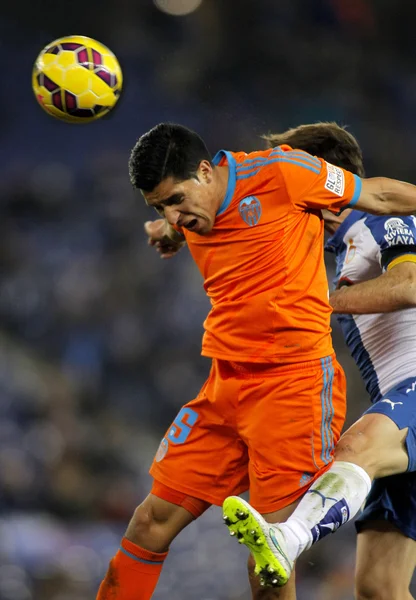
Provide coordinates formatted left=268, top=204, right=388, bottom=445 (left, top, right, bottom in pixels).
left=1, top=0, right=416, bottom=598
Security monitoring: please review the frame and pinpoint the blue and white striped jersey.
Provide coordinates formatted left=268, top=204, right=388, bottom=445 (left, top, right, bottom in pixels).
left=325, top=211, right=416, bottom=402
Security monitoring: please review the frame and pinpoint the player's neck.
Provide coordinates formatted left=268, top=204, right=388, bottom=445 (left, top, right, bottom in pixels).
left=214, top=165, right=230, bottom=212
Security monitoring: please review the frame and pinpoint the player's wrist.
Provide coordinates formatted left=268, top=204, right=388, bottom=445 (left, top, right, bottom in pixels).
left=329, top=287, right=348, bottom=313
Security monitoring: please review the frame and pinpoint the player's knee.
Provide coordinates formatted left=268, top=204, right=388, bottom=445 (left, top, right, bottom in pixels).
left=334, top=434, right=373, bottom=478
left=127, top=502, right=157, bottom=542
left=335, top=414, right=408, bottom=478
left=126, top=497, right=177, bottom=552
left=335, top=413, right=386, bottom=466
left=355, top=571, right=406, bottom=600
left=355, top=578, right=378, bottom=600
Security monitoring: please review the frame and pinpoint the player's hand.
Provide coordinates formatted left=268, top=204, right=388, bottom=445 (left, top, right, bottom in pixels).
left=144, top=219, right=185, bottom=259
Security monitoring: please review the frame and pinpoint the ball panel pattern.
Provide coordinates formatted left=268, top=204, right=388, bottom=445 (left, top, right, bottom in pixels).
left=32, top=35, right=123, bottom=123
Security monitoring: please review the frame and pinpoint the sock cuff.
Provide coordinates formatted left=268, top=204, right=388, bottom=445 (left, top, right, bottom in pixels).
left=121, top=537, right=169, bottom=564
left=331, top=461, right=372, bottom=494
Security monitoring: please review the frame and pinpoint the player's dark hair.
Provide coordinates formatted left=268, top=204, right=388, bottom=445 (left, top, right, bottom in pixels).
left=264, top=122, right=365, bottom=177
left=129, top=123, right=213, bottom=192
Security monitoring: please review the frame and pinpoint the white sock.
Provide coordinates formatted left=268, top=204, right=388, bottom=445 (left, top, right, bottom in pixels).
left=278, top=461, right=372, bottom=562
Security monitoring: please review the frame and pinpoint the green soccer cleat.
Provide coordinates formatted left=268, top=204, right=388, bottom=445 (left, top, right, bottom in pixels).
left=222, top=496, right=294, bottom=588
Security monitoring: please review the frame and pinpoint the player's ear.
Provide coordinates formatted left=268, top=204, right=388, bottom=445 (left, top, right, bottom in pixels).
left=198, top=160, right=213, bottom=184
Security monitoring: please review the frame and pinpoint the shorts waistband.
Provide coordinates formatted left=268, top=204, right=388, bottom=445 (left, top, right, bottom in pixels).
left=220, top=354, right=336, bottom=377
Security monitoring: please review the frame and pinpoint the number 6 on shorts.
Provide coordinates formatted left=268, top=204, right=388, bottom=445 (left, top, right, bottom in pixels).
left=167, top=407, right=199, bottom=445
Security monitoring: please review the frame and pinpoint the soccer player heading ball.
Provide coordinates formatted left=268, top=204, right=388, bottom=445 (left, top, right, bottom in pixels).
left=97, top=122, right=416, bottom=599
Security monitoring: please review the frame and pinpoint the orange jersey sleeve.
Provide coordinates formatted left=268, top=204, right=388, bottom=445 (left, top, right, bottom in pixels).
left=276, top=145, right=362, bottom=213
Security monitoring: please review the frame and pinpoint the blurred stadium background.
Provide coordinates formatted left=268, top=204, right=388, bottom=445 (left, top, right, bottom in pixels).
left=0, top=0, right=415, bottom=598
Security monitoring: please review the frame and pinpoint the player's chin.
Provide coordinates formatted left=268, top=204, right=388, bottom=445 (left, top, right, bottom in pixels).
left=197, top=219, right=213, bottom=235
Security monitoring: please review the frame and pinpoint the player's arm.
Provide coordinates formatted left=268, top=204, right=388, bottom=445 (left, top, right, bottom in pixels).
left=279, top=153, right=416, bottom=217
left=354, top=177, right=416, bottom=216
left=330, top=260, right=416, bottom=314
left=144, top=219, right=186, bottom=259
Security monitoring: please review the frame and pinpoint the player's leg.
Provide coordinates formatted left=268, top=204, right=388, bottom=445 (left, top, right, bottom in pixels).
left=97, top=488, right=208, bottom=600
left=97, top=359, right=250, bottom=599
left=354, top=472, right=416, bottom=600
left=281, top=375, right=416, bottom=573
left=355, top=522, right=416, bottom=600
left=224, top=355, right=348, bottom=588
left=277, top=376, right=416, bottom=567
left=265, top=415, right=401, bottom=577
left=334, top=375, right=416, bottom=480
left=226, top=372, right=416, bottom=588
left=334, top=412, right=409, bottom=480
left=125, top=487, right=207, bottom=552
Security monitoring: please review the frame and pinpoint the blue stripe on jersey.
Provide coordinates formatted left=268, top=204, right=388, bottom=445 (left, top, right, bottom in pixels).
left=320, top=358, right=329, bottom=465
left=235, top=148, right=320, bottom=172
left=336, top=314, right=381, bottom=403
left=235, top=148, right=281, bottom=167
left=320, top=357, right=335, bottom=465
left=235, top=156, right=278, bottom=174
left=325, top=357, right=335, bottom=463
left=236, top=149, right=321, bottom=174
left=119, top=546, right=165, bottom=565
left=346, top=175, right=362, bottom=208
left=278, top=149, right=321, bottom=168
left=213, top=150, right=237, bottom=216
left=236, top=157, right=321, bottom=179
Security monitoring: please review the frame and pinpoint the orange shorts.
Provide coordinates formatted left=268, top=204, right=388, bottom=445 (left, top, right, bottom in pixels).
left=150, top=355, right=346, bottom=514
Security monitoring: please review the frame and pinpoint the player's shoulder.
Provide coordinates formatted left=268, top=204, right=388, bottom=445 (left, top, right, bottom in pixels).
left=232, top=145, right=322, bottom=182
left=363, top=214, right=416, bottom=235
left=229, top=148, right=274, bottom=167
left=338, top=211, right=415, bottom=236
left=363, top=214, right=416, bottom=248
left=213, top=148, right=275, bottom=175
left=237, top=144, right=321, bottom=166
left=273, top=144, right=323, bottom=173
left=229, top=148, right=283, bottom=195
left=363, top=213, right=416, bottom=227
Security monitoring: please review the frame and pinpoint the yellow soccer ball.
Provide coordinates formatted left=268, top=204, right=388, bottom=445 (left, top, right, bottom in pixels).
left=32, top=35, right=123, bottom=123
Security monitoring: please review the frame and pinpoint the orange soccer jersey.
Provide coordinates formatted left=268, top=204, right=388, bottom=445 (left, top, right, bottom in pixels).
left=180, top=145, right=362, bottom=363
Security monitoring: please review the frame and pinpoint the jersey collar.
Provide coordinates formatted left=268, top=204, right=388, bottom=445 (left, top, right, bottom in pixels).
left=213, top=150, right=236, bottom=216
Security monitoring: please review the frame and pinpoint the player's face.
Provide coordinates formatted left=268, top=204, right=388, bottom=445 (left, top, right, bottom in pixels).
left=143, top=161, right=220, bottom=235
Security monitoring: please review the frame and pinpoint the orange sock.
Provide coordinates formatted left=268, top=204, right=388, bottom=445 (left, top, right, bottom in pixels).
left=96, top=537, right=168, bottom=599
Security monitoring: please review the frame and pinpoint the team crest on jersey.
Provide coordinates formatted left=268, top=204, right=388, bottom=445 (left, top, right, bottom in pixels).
left=345, top=238, right=356, bottom=263
left=384, top=218, right=415, bottom=246
left=239, top=196, right=262, bottom=226
left=155, top=438, right=169, bottom=462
